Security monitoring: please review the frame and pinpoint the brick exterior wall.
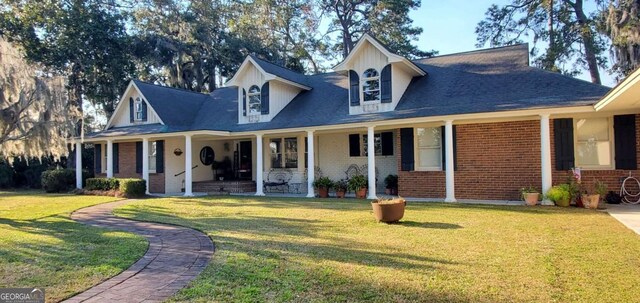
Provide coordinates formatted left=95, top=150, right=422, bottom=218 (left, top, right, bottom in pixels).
left=397, top=114, right=640, bottom=201
left=96, top=142, right=165, bottom=194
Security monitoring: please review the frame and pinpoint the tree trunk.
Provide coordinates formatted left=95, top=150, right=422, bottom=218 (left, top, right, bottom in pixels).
left=569, top=0, right=602, bottom=84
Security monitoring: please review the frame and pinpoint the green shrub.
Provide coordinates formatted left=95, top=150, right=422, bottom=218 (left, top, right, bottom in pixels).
left=0, top=160, right=14, bottom=188
left=348, top=174, right=368, bottom=191
left=86, top=178, right=120, bottom=191
left=546, top=185, right=571, bottom=207
left=41, top=169, right=75, bottom=193
left=313, top=176, right=334, bottom=189
left=119, top=178, right=146, bottom=198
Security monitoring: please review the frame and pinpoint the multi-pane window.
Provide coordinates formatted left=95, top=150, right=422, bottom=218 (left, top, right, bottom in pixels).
left=270, top=137, right=298, bottom=168
left=134, top=97, right=143, bottom=120
left=362, top=134, right=382, bottom=156
left=248, top=85, right=261, bottom=115
left=575, top=118, right=613, bottom=169
left=362, top=68, right=380, bottom=102
left=149, top=141, right=157, bottom=173
left=416, top=127, right=442, bottom=170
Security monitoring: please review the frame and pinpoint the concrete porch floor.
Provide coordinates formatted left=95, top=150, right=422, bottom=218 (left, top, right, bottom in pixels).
left=605, top=203, right=640, bottom=235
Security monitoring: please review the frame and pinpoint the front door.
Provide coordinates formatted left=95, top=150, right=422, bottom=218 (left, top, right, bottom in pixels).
left=238, top=141, right=252, bottom=180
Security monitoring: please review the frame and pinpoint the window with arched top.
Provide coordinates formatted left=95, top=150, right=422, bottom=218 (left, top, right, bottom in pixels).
left=134, top=97, right=143, bottom=120
left=248, top=85, right=261, bottom=114
left=362, top=68, right=380, bottom=102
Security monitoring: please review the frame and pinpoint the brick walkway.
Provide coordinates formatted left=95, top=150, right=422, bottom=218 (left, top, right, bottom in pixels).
left=63, top=200, right=214, bottom=303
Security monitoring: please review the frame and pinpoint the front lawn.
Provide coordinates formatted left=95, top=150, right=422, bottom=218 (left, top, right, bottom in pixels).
left=115, top=197, right=640, bottom=303
left=0, top=191, right=147, bottom=302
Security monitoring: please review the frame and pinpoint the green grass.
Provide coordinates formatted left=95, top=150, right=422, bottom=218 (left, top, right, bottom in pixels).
left=0, top=191, right=147, bottom=302
left=115, top=196, right=640, bottom=303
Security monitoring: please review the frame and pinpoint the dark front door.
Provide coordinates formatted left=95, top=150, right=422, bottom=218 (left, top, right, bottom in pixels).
left=238, top=141, right=252, bottom=180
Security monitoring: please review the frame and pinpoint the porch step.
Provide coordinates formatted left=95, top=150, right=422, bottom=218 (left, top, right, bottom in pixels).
left=193, top=180, right=256, bottom=194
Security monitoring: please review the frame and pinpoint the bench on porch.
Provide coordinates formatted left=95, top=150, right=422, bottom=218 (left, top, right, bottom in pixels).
left=263, top=169, right=292, bottom=193
left=345, top=164, right=379, bottom=182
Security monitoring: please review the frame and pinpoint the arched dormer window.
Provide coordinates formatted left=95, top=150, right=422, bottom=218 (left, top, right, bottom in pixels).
left=134, top=97, right=143, bottom=120
left=248, top=85, right=261, bottom=114
left=362, top=68, right=380, bottom=102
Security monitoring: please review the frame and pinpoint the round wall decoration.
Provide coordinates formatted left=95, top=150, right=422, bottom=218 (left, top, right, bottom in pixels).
left=199, top=146, right=215, bottom=166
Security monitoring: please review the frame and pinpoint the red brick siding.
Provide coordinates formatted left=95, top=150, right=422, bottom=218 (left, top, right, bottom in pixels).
left=397, top=114, right=640, bottom=201
left=95, top=142, right=165, bottom=193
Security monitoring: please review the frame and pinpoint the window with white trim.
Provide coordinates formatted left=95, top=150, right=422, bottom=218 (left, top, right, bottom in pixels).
left=575, top=117, right=613, bottom=169
left=270, top=137, right=298, bottom=168
left=362, top=68, right=380, bottom=102
left=134, top=97, right=143, bottom=121
left=415, top=127, right=442, bottom=170
left=149, top=141, right=157, bottom=173
left=248, top=85, right=261, bottom=115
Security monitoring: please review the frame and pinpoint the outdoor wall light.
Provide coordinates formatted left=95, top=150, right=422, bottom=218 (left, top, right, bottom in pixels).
left=173, top=148, right=183, bottom=156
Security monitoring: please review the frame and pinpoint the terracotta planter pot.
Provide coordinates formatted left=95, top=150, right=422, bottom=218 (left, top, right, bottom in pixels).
left=581, top=194, right=600, bottom=209
left=575, top=195, right=585, bottom=208
left=318, top=187, right=329, bottom=198
left=356, top=188, right=367, bottom=199
left=371, top=200, right=406, bottom=223
left=555, top=198, right=570, bottom=207
left=336, top=190, right=346, bottom=198
left=523, top=193, right=539, bottom=206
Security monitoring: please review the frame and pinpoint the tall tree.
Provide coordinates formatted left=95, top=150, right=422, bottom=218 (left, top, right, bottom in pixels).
left=0, top=40, right=75, bottom=158
left=322, top=0, right=435, bottom=59
left=600, top=0, right=640, bottom=79
left=476, top=0, right=607, bottom=84
left=0, top=0, right=135, bottom=122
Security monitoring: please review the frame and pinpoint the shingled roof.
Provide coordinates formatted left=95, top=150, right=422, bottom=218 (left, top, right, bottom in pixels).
left=90, top=44, right=611, bottom=137
left=248, top=55, right=310, bottom=87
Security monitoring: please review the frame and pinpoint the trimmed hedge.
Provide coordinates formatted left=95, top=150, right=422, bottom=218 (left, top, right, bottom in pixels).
left=86, top=178, right=120, bottom=191
left=85, top=177, right=146, bottom=198
left=41, top=169, right=75, bottom=193
left=119, top=178, right=146, bottom=198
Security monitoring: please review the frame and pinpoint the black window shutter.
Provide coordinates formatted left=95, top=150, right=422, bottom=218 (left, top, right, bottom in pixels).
left=94, top=144, right=102, bottom=174
left=261, top=82, right=270, bottom=115
left=113, top=143, right=119, bottom=174
left=129, top=98, right=134, bottom=122
left=400, top=128, right=414, bottom=171
left=381, top=64, right=392, bottom=103
left=242, top=88, right=247, bottom=116
left=349, top=134, right=360, bottom=157
left=441, top=126, right=458, bottom=171
left=381, top=132, right=393, bottom=156
left=156, top=140, right=165, bottom=173
left=349, top=70, right=360, bottom=106
left=553, top=118, right=575, bottom=170
left=136, top=141, right=143, bottom=174
left=614, top=114, right=637, bottom=170
left=141, top=100, right=148, bottom=121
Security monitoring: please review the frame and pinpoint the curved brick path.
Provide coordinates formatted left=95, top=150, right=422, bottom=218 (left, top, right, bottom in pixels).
left=63, top=200, right=214, bottom=303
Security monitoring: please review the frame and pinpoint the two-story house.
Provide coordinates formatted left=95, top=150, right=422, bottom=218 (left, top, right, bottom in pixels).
left=73, top=34, right=640, bottom=202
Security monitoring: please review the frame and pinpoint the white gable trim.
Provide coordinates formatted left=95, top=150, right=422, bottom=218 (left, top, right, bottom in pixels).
left=594, top=67, right=640, bottom=111
left=104, top=81, right=165, bottom=129
left=226, top=56, right=311, bottom=90
left=333, top=34, right=426, bottom=76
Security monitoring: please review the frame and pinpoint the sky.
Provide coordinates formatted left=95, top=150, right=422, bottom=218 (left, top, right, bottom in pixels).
left=409, top=0, right=617, bottom=87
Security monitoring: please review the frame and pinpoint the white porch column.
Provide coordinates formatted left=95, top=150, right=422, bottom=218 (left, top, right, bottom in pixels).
left=540, top=114, right=553, bottom=204
left=142, top=138, right=150, bottom=194
left=184, top=135, right=193, bottom=196
left=255, top=134, right=265, bottom=196
left=75, top=142, right=82, bottom=189
left=367, top=126, right=377, bottom=199
left=445, top=120, right=457, bottom=202
left=106, top=140, right=114, bottom=178
left=306, top=131, right=315, bottom=198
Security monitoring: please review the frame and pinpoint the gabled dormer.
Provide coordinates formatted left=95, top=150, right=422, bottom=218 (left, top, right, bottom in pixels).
left=105, top=81, right=163, bottom=129
left=334, top=34, right=427, bottom=115
left=226, top=55, right=311, bottom=124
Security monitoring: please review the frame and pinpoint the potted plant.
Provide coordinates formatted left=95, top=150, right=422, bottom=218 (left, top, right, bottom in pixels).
left=582, top=180, right=607, bottom=209
left=371, top=197, right=406, bottom=223
left=520, top=186, right=539, bottom=206
left=348, top=174, right=368, bottom=199
left=384, top=174, right=398, bottom=195
left=313, top=177, right=334, bottom=198
left=546, top=184, right=571, bottom=207
left=334, top=179, right=348, bottom=198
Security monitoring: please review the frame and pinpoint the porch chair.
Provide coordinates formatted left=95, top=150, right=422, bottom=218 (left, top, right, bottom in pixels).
left=263, top=169, right=293, bottom=193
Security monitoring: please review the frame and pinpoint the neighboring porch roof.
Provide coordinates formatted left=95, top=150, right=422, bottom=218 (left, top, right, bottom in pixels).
left=594, top=67, right=640, bottom=112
